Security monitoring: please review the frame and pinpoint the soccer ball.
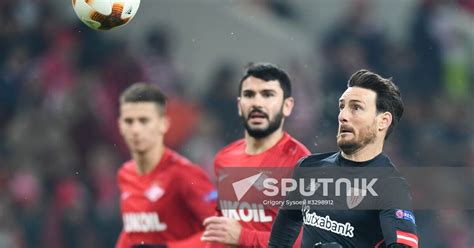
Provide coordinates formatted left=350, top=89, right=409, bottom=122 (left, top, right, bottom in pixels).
left=72, top=0, right=140, bottom=30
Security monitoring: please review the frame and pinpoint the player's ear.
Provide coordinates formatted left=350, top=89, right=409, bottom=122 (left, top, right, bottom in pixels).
left=117, top=117, right=123, bottom=135
left=160, top=115, right=171, bottom=134
left=117, top=109, right=125, bottom=135
left=282, top=97, right=294, bottom=117
left=237, top=97, right=242, bottom=117
left=377, top=111, right=392, bottom=132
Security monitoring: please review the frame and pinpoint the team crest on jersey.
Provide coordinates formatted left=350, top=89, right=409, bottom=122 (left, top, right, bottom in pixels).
left=346, top=187, right=366, bottom=209
left=145, top=183, right=165, bottom=202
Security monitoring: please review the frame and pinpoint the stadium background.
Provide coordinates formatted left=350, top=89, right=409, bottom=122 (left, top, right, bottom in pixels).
left=0, top=0, right=472, bottom=247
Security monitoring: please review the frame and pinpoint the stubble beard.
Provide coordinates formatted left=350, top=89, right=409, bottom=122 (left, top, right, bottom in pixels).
left=337, top=122, right=377, bottom=155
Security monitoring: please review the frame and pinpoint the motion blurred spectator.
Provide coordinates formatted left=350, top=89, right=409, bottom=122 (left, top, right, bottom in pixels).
left=141, top=27, right=185, bottom=97
left=203, top=61, right=242, bottom=143
left=409, top=0, right=443, bottom=95
left=320, top=0, right=388, bottom=96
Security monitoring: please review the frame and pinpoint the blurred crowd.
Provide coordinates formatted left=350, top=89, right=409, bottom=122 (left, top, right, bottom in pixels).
left=0, top=0, right=472, bottom=247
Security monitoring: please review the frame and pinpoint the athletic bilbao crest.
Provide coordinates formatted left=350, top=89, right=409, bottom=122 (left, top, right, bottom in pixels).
left=346, top=187, right=366, bottom=209
left=145, top=183, right=164, bottom=202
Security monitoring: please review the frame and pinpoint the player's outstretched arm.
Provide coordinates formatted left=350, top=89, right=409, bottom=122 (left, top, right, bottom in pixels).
left=268, top=208, right=302, bottom=248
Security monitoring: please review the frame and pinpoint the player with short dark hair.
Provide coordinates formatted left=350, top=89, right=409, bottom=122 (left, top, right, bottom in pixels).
left=347, top=69, right=404, bottom=139
left=201, top=63, right=310, bottom=247
left=269, top=70, right=418, bottom=248
left=238, top=62, right=293, bottom=100
left=116, top=83, right=216, bottom=248
left=120, top=83, right=168, bottom=114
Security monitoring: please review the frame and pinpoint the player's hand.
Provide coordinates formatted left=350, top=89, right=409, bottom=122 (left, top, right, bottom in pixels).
left=201, top=216, right=241, bottom=245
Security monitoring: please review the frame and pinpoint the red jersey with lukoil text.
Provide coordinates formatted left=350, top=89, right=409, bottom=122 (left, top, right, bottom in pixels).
left=116, top=148, right=216, bottom=248
left=214, top=132, right=310, bottom=247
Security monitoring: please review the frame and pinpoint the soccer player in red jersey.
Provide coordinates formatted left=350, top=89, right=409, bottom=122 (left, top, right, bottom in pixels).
left=116, top=83, right=216, bottom=248
left=201, top=63, right=311, bottom=247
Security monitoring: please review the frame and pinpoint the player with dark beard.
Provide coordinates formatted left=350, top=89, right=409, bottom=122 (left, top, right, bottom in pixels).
left=201, top=63, right=310, bottom=247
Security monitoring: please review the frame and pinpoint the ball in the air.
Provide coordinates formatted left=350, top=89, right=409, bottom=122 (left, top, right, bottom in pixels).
left=72, top=0, right=140, bottom=30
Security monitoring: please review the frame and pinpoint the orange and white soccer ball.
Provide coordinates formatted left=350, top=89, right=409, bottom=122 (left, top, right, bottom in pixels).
left=72, top=0, right=140, bottom=30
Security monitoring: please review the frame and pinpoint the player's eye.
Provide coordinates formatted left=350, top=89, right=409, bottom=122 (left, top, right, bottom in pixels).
left=262, top=91, right=275, bottom=97
left=353, top=105, right=362, bottom=111
left=124, top=118, right=133, bottom=125
left=338, top=104, right=344, bottom=111
left=243, top=91, right=255, bottom=98
left=139, top=118, right=149, bottom=124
